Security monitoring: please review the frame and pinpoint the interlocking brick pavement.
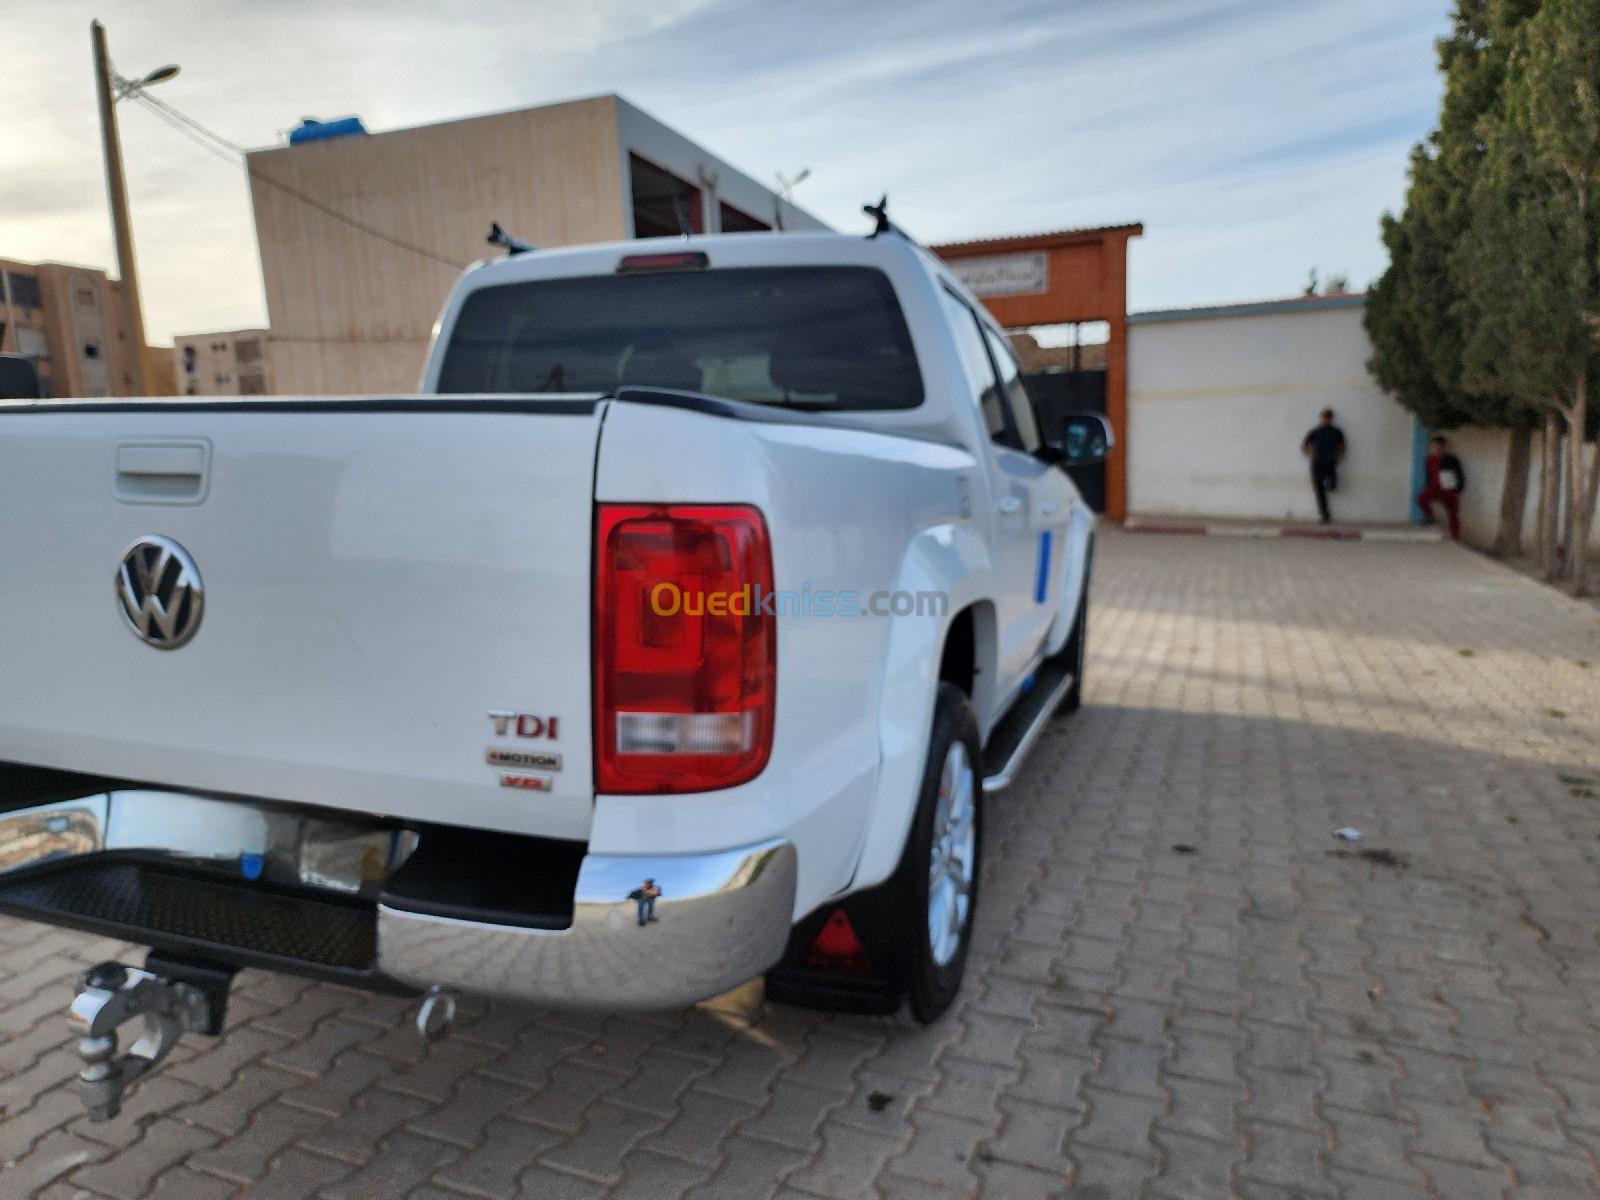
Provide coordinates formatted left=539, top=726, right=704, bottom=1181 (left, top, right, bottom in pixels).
left=3, top=533, right=1600, bottom=1198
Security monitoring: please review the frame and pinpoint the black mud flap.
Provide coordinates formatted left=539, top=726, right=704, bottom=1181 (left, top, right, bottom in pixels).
left=763, top=881, right=907, bottom=1016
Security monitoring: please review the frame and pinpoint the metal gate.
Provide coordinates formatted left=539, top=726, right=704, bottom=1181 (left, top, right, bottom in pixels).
left=1027, top=369, right=1108, bottom=513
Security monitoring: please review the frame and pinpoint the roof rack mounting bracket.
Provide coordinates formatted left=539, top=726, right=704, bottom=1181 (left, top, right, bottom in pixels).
left=487, top=223, right=536, bottom=256
left=863, top=195, right=893, bottom=238
left=862, top=195, right=925, bottom=253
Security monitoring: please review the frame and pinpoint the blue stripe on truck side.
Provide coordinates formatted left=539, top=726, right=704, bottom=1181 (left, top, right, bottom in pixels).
left=1034, top=530, right=1052, bottom=604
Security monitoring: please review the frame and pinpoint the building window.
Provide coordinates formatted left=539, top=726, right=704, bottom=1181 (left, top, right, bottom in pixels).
left=238, top=373, right=266, bottom=395
left=15, top=327, right=49, bottom=359
left=719, top=202, right=770, bottom=234
left=5, top=272, right=43, bottom=310
left=629, top=154, right=703, bottom=239
left=235, top=338, right=262, bottom=364
left=75, top=286, right=97, bottom=309
left=84, top=340, right=102, bottom=360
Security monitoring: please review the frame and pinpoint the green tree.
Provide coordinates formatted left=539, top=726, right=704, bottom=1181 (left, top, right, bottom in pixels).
left=1459, top=0, right=1600, bottom=592
left=1366, top=0, right=1540, bottom=556
left=1366, top=151, right=1479, bottom=432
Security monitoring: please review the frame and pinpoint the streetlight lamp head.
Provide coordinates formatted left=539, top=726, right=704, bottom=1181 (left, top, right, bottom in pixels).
left=138, top=64, right=181, bottom=87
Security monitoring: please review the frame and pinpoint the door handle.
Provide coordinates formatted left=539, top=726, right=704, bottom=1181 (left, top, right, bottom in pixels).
left=996, top=496, right=1023, bottom=516
left=115, top=440, right=210, bottom=505
left=1040, top=501, right=1060, bottom=516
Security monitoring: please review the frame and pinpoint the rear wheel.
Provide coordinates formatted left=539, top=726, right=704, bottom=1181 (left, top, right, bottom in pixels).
left=898, top=682, right=982, bottom=1022
left=762, top=683, right=982, bottom=1021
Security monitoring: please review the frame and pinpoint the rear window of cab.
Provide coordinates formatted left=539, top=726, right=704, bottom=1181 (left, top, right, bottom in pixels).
left=437, top=265, right=924, bottom=411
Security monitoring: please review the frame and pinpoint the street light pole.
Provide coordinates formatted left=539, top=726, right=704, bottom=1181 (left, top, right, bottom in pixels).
left=773, top=168, right=811, bottom=233
left=91, top=19, right=150, bottom=395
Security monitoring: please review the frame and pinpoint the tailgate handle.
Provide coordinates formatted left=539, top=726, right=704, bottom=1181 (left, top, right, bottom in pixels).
left=115, top=440, right=210, bottom=505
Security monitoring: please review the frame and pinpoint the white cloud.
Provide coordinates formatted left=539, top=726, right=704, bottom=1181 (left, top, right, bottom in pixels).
left=0, top=0, right=1448, bottom=345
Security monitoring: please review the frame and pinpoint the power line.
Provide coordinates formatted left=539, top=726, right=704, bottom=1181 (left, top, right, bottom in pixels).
left=129, top=93, right=238, bottom=165
left=135, top=88, right=244, bottom=155
left=126, top=92, right=470, bottom=271
left=249, top=165, right=469, bottom=271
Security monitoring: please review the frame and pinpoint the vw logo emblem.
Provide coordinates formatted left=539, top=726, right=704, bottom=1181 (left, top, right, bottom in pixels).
left=116, top=535, right=204, bottom=649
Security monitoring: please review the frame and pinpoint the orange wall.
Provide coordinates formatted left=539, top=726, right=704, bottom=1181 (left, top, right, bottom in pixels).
left=933, top=227, right=1140, bottom=520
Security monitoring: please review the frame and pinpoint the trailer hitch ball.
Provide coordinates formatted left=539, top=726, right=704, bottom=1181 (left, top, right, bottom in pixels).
left=416, top=985, right=458, bottom=1042
left=68, top=963, right=212, bottom=1121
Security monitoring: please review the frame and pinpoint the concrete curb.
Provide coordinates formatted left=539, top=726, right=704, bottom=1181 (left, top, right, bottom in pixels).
left=1123, top=518, right=1444, bottom=543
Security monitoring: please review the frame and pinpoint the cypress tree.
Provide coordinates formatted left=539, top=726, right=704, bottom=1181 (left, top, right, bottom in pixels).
left=1458, top=0, right=1600, bottom=591
left=1366, top=0, right=1541, bottom=555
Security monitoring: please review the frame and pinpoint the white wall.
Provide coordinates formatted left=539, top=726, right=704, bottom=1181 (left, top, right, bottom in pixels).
left=1452, top=425, right=1600, bottom=553
left=1127, top=299, right=1417, bottom=523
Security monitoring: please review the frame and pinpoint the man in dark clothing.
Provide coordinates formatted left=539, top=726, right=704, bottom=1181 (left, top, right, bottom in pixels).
left=1416, top=434, right=1466, bottom=540
left=1301, top=408, right=1346, bottom=524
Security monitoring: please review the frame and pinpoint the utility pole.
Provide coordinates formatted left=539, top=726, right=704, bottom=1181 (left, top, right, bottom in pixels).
left=92, top=19, right=149, bottom=395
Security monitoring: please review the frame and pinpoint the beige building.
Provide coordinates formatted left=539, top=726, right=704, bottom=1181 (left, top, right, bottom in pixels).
left=0, top=257, right=168, bottom=397
left=172, top=328, right=273, bottom=396
left=247, top=94, right=829, bottom=395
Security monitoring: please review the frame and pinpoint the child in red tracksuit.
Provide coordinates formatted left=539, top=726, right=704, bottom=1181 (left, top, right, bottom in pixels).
left=1417, top=434, right=1466, bottom=540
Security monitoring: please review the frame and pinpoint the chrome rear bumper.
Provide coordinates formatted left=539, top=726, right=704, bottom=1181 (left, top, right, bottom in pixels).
left=377, top=840, right=797, bottom=1008
left=0, top=790, right=409, bottom=894
left=0, top=789, right=796, bottom=1009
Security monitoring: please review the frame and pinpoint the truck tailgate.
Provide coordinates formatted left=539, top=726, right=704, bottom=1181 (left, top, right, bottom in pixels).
left=0, top=398, right=602, bottom=841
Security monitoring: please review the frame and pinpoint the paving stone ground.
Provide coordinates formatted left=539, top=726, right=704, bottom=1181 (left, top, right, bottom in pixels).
left=4, top=532, right=1600, bottom=1199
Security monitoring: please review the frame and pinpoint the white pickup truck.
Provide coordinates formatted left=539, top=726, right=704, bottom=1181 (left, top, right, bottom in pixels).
left=0, top=227, right=1107, bottom=1118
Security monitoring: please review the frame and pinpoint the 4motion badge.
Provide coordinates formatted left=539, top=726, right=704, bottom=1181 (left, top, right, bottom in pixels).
left=487, top=749, right=562, bottom=771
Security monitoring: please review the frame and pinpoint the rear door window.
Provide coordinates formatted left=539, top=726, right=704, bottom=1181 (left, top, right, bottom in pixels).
left=941, top=290, right=1010, bottom=444
left=981, top=326, right=1041, bottom=453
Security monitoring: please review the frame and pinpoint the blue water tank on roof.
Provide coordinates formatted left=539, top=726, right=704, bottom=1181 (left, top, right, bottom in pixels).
left=289, top=116, right=368, bottom=146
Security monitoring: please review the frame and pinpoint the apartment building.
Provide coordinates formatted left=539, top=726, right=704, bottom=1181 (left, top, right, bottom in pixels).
left=0, top=257, right=152, bottom=397
left=172, top=328, right=273, bottom=395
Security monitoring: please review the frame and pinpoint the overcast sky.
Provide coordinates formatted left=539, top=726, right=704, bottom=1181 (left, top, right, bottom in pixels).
left=1, top=0, right=1449, bottom=344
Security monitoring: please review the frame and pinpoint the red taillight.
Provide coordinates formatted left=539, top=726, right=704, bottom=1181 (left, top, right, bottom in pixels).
left=595, top=504, right=775, bottom=793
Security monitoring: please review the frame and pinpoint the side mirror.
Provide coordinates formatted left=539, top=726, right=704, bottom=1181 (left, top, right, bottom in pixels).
left=1057, top=411, right=1113, bottom=466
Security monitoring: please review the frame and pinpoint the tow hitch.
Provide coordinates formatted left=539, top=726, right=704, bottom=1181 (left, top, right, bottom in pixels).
left=68, top=957, right=235, bottom=1121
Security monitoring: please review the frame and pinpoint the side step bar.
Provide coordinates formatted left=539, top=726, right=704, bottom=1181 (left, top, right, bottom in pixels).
left=980, top=658, right=1075, bottom=793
